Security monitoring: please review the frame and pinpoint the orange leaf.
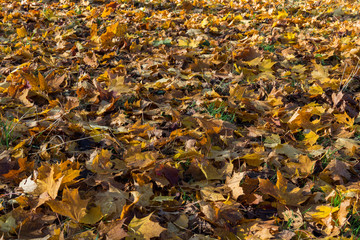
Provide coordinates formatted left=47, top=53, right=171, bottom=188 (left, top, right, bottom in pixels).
left=3, top=157, right=33, bottom=180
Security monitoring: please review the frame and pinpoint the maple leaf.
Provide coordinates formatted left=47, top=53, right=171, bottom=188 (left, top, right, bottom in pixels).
left=303, top=130, right=319, bottom=146
left=3, top=157, right=33, bottom=180
left=95, top=190, right=127, bottom=218
left=87, top=149, right=113, bottom=173
left=259, top=170, right=310, bottom=206
left=334, top=112, right=354, bottom=127
left=80, top=205, right=103, bottom=225
left=200, top=186, right=226, bottom=201
left=125, top=151, right=158, bottom=170
left=199, top=160, right=232, bottom=180
left=35, top=166, right=63, bottom=199
left=128, top=213, right=166, bottom=239
left=282, top=209, right=304, bottom=230
left=99, top=218, right=128, bottom=240
left=284, top=155, right=315, bottom=178
left=16, top=26, right=27, bottom=38
left=226, top=171, right=245, bottom=199
left=3, top=0, right=360, bottom=238
left=306, top=205, right=339, bottom=235
left=240, top=153, right=264, bottom=167
left=131, top=183, right=154, bottom=207
left=47, top=187, right=89, bottom=222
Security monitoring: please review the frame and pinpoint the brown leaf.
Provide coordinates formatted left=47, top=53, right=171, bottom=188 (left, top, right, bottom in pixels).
left=320, top=159, right=352, bottom=184
left=3, top=157, right=33, bottom=180
left=99, top=218, right=128, bottom=240
left=155, top=164, right=179, bottom=186
left=0, top=151, right=14, bottom=175
left=337, top=199, right=351, bottom=227
left=95, top=190, right=126, bottom=218
left=83, top=52, right=98, bottom=68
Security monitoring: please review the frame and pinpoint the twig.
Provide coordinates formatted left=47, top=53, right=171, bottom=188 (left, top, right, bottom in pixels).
left=29, top=134, right=108, bottom=155
left=341, top=58, right=360, bottom=92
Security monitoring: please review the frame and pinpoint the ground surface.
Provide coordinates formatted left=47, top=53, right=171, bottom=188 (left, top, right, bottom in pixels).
left=1, top=0, right=360, bottom=239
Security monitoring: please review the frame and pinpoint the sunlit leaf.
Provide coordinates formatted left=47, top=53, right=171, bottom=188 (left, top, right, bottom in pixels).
left=47, top=187, right=89, bottom=222
left=128, top=212, right=166, bottom=239
left=259, top=170, right=309, bottom=206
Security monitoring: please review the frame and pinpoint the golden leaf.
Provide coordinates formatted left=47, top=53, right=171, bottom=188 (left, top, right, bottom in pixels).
left=36, top=166, right=63, bottom=199
left=334, top=112, right=354, bottom=127
left=47, top=187, right=89, bottom=222
left=87, top=149, right=113, bottom=173
left=128, top=213, right=166, bottom=239
left=259, top=170, right=309, bottom=206
left=80, top=205, right=103, bottom=224
left=304, top=130, right=319, bottom=146
left=309, top=205, right=339, bottom=220
left=16, top=26, right=27, bottom=38
left=240, top=153, right=264, bottom=167
left=309, top=84, right=324, bottom=97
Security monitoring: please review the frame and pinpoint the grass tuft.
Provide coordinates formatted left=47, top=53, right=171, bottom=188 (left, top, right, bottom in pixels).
left=206, top=102, right=236, bottom=123
left=0, top=118, right=15, bottom=149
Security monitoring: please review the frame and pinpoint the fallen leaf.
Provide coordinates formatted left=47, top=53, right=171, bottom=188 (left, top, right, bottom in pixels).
left=128, top=212, right=166, bottom=239
left=35, top=166, right=63, bottom=199
left=226, top=171, right=245, bottom=199
left=259, top=170, right=310, bottom=206
left=47, top=187, right=89, bottom=222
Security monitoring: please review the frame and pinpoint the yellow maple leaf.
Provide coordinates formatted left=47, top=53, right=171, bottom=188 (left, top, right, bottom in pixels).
left=47, top=187, right=89, bottom=222
left=259, top=170, right=309, bottom=206
left=108, top=21, right=127, bottom=37
left=200, top=17, right=209, bottom=28
left=109, top=75, right=133, bottom=95
left=87, top=149, right=113, bottom=173
left=259, top=59, right=276, bottom=72
left=304, top=130, right=319, bottom=146
left=240, top=153, right=263, bottom=167
left=178, top=38, right=189, bottom=47
left=101, top=7, right=114, bottom=18
left=309, top=205, right=339, bottom=220
left=309, top=84, right=324, bottom=97
left=16, top=26, right=27, bottom=38
left=36, top=166, right=63, bottom=199
left=80, top=205, right=103, bottom=224
left=200, top=186, right=226, bottom=201
left=276, top=9, right=288, bottom=19
left=20, top=71, right=47, bottom=91
left=334, top=112, right=354, bottom=127
left=244, top=57, right=262, bottom=67
left=285, top=155, right=316, bottom=177
left=285, top=32, right=296, bottom=41
left=311, top=63, right=330, bottom=83
left=128, top=212, right=166, bottom=239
